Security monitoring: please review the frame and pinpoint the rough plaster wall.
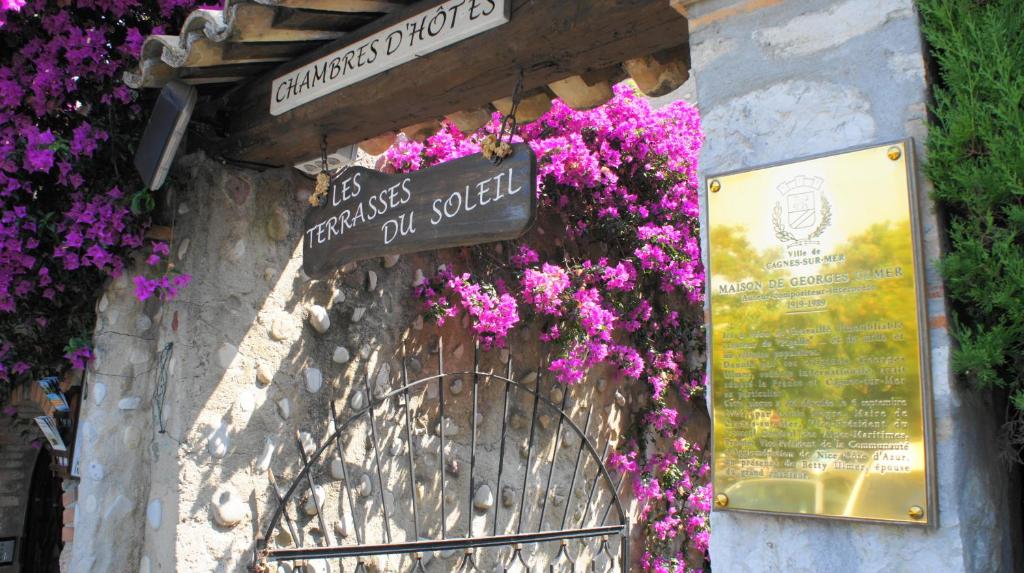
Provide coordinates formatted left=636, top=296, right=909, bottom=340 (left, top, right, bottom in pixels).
left=684, top=0, right=1017, bottom=571
left=67, top=151, right=672, bottom=572
left=0, top=416, right=41, bottom=573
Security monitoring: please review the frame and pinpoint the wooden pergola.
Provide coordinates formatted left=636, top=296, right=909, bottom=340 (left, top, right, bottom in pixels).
left=127, top=0, right=692, bottom=170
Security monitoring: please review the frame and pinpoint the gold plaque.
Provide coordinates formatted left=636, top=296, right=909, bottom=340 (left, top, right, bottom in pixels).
left=708, top=141, right=934, bottom=524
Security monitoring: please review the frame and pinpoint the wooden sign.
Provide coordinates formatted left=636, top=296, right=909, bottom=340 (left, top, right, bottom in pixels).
left=303, top=144, right=536, bottom=277
left=271, top=0, right=510, bottom=116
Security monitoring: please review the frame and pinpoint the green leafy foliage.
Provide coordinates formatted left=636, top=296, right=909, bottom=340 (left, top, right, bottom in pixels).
left=919, top=0, right=1024, bottom=437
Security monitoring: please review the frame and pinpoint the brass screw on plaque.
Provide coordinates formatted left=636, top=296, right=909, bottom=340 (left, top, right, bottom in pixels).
left=710, top=179, right=721, bottom=193
left=887, top=146, right=902, bottom=161
left=908, top=505, right=924, bottom=520
left=715, top=493, right=729, bottom=508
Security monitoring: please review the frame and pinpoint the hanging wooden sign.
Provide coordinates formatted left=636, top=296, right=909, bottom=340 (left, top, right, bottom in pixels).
left=303, top=144, right=536, bottom=277
left=271, top=0, right=510, bottom=116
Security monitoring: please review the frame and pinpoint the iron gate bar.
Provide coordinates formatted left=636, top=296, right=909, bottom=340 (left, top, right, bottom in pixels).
left=361, top=364, right=392, bottom=543
left=329, top=402, right=365, bottom=546
left=295, top=430, right=331, bottom=548
left=263, top=525, right=625, bottom=561
left=537, top=385, right=570, bottom=530
left=456, top=340, right=483, bottom=572
left=267, top=470, right=301, bottom=549
left=437, top=338, right=448, bottom=542
left=518, top=362, right=543, bottom=534
left=492, top=347, right=514, bottom=536
left=580, top=442, right=612, bottom=528
left=561, top=406, right=593, bottom=530
left=400, top=347, right=420, bottom=542
left=259, top=336, right=630, bottom=569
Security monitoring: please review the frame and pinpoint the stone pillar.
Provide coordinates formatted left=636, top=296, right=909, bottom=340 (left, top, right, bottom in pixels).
left=681, top=0, right=1018, bottom=571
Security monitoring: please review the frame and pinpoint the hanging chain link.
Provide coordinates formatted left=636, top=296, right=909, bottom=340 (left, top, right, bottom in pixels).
left=482, top=69, right=524, bottom=164
left=309, top=133, right=331, bottom=206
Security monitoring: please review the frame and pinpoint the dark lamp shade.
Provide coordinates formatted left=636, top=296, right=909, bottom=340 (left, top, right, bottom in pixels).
left=134, top=81, right=197, bottom=191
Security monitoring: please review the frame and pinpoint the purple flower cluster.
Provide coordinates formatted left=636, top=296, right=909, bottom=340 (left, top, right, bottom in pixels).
left=395, top=84, right=709, bottom=570
left=415, top=266, right=520, bottom=350
left=0, top=0, right=198, bottom=387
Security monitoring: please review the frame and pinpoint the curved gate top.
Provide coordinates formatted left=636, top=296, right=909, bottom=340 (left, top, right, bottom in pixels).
left=254, top=338, right=629, bottom=572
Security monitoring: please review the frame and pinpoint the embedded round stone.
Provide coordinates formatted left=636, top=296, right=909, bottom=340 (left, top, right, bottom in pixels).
left=208, top=422, right=230, bottom=458
left=87, top=461, right=105, bottom=482
left=350, top=390, right=367, bottom=411
left=445, top=458, right=460, bottom=477
left=614, top=390, right=626, bottom=406
left=357, top=474, right=373, bottom=497
left=501, top=485, right=516, bottom=508
left=330, top=457, right=346, bottom=480
left=270, top=315, right=296, bottom=341
left=374, top=364, right=391, bottom=397
left=304, top=485, right=325, bottom=516
left=216, top=342, right=237, bottom=369
left=92, top=382, right=107, bottom=406
left=537, top=414, right=552, bottom=430
left=351, top=307, right=366, bottom=323
left=473, top=484, right=494, bottom=511
left=334, top=520, right=349, bottom=539
left=256, top=364, right=274, bottom=386
left=308, top=305, right=330, bottom=334
left=267, top=206, right=290, bottom=241
left=298, top=432, right=316, bottom=456
left=213, top=490, right=246, bottom=527
left=449, top=378, right=464, bottom=396
left=551, top=386, right=564, bottom=404
left=147, top=499, right=162, bottom=530
left=123, top=426, right=142, bottom=449
left=256, top=437, right=275, bottom=473
left=304, top=368, right=323, bottom=393
left=332, top=346, right=350, bottom=364
left=118, top=396, right=142, bottom=410
left=276, top=398, right=291, bottom=420
left=509, top=411, right=527, bottom=431
left=383, top=254, right=400, bottom=268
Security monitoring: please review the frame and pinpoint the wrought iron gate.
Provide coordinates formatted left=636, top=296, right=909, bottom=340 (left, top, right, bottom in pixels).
left=255, top=338, right=629, bottom=572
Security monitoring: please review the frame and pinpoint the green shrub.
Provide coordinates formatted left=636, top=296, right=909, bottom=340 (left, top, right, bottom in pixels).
left=918, top=0, right=1024, bottom=449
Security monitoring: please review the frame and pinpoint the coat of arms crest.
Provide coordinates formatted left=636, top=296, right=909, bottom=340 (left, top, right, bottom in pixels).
left=772, top=175, right=831, bottom=246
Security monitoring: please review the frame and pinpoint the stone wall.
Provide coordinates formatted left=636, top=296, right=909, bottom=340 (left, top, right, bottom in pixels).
left=681, top=0, right=1019, bottom=571
left=0, top=410, right=39, bottom=573
left=1, top=367, right=77, bottom=573
left=66, top=151, right=652, bottom=572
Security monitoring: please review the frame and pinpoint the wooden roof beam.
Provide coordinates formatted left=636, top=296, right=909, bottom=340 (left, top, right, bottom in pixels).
left=211, top=0, right=689, bottom=166
left=255, top=0, right=407, bottom=12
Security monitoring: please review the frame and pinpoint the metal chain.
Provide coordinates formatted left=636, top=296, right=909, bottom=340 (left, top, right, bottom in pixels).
left=310, top=134, right=331, bottom=206
left=483, top=69, right=524, bottom=164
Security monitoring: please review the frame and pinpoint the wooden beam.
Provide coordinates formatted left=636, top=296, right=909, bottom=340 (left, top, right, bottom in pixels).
left=358, top=132, right=396, bottom=155
left=446, top=107, right=493, bottom=133
left=548, top=75, right=614, bottom=110
left=400, top=120, right=441, bottom=141
left=623, top=44, right=690, bottom=97
left=493, top=89, right=552, bottom=123
left=270, top=8, right=377, bottom=31
left=226, top=3, right=345, bottom=42
left=212, top=0, right=689, bottom=166
left=255, top=0, right=406, bottom=13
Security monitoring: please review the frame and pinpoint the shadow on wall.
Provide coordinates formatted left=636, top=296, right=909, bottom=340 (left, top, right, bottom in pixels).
left=67, top=151, right=707, bottom=572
